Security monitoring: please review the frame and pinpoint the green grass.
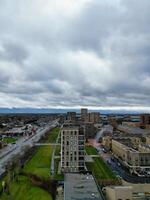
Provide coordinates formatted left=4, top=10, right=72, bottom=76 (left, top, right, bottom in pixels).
left=55, top=146, right=61, bottom=157
left=46, top=128, right=60, bottom=143
left=24, top=128, right=60, bottom=178
left=86, top=145, right=116, bottom=180
left=0, top=176, right=52, bottom=200
left=86, top=157, right=116, bottom=180
left=85, top=145, right=98, bottom=155
left=0, top=127, right=61, bottom=199
left=24, top=146, right=53, bottom=178
left=1, top=137, right=17, bottom=143
left=53, top=158, right=64, bottom=180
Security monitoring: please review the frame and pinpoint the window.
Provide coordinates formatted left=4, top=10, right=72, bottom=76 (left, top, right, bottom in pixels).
left=79, top=156, right=84, bottom=160
left=79, top=151, right=84, bottom=155
left=79, top=141, right=84, bottom=145
left=79, top=146, right=84, bottom=150
left=74, top=131, right=77, bottom=135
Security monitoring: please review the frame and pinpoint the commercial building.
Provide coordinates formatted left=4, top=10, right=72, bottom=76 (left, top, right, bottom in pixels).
left=60, top=124, right=85, bottom=172
left=64, top=173, right=104, bottom=200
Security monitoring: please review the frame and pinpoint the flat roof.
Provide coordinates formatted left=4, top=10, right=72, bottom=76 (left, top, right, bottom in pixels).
left=64, top=173, right=104, bottom=200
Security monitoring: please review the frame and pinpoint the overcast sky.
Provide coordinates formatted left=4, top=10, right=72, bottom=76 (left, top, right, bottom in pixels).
left=0, top=0, right=150, bottom=110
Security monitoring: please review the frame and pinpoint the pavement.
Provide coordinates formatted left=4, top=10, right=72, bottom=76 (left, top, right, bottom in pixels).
left=34, top=143, right=61, bottom=146
left=0, top=120, right=59, bottom=176
left=50, top=129, right=61, bottom=176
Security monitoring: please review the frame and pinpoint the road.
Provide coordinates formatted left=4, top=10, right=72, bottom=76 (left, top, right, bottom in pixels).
left=0, top=120, right=59, bottom=176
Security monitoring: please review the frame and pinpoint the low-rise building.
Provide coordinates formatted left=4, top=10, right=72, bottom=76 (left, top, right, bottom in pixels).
left=146, top=136, right=150, bottom=145
left=105, top=184, right=150, bottom=200
left=102, top=136, right=112, bottom=150
left=64, top=173, right=104, bottom=200
left=112, top=139, right=150, bottom=173
left=105, top=186, right=132, bottom=200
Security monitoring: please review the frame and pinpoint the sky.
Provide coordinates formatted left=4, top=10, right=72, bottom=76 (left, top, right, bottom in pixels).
left=0, top=0, right=150, bottom=111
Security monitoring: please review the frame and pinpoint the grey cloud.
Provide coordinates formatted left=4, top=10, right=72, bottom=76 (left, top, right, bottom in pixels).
left=0, top=0, right=150, bottom=109
left=0, top=41, right=29, bottom=64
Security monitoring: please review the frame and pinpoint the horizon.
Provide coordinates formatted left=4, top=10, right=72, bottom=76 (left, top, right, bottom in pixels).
left=0, top=106, right=150, bottom=114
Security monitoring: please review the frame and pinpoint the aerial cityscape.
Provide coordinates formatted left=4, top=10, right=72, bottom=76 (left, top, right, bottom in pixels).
left=0, top=0, right=150, bottom=200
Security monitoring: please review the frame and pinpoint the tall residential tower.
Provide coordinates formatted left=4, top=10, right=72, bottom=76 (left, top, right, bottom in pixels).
left=60, top=124, right=85, bottom=172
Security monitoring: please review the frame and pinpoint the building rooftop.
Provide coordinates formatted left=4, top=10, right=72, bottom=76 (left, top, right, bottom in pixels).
left=64, top=173, right=104, bottom=200
left=118, top=125, right=150, bottom=135
left=108, top=186, right=132, bottom=190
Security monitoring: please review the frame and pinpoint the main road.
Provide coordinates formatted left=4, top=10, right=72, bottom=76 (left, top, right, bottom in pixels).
left=0, top=120, right=59, bottom=176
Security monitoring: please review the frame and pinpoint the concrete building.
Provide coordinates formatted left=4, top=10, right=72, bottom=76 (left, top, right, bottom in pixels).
left=130, top=137, right=141, bottom=149
left=61, top=124, right=85, bottom=172
left=140, top=114, right=150, bottom=129
left=89, top=112, right=100, bottom=123
left=105, top=186, right=132, bottom=200
left=138, top=144, right=150, bottom=153
left=105, top=184, right=150, bottom=200
left=64, top=173, right=104, bottom=200
left=112, top=139, right=150, bottom=173
left=66, top=112, right=76, bottom=122
left=146, top=136, right=150, bottom=145
left=81, top=108, right=88, bottom=122
left=102, top=136, right=112, bottom=150
left=80, top=108, right=100, bottom=124
left=122, top=121, right=141, bottom=128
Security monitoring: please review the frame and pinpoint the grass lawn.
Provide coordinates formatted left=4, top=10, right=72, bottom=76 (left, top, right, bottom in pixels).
left=46, top=128, right=60, bottom=143
left=0, top=176, right=52, bottom=200
left=0, top=127, right=60, bottom=199
left=55, top=146, right=61, bottom=157
left=53, top=158, right=64, bottom=180
left=1, top=137, right=17, bottom=143
left=86, top=145, right=116, bottom=180
left=85, top=145, right=98, bottom=155
left=24, top=146, right=53, bottom=178
left=86, top=157, right=116, bottom=180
